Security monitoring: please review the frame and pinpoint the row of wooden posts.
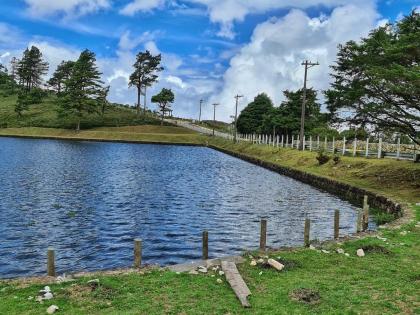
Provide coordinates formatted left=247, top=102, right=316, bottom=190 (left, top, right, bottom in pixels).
left=236, top=133, right=415, bottom=160
left=46, top=196, right=371, bottom=277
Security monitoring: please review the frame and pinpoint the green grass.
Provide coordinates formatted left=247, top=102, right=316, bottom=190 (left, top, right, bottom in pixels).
left=1, top=207, right=419, bottom=314
left=0, top=92, right=165, bottom=129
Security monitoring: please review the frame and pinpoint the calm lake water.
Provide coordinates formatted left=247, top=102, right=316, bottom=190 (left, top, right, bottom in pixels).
left=0, top=137, right=366, bottom=278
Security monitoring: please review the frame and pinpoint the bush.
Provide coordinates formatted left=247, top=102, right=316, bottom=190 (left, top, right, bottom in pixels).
left=333, top=154, right=340, bottom=165
left=316, top=149, right=331, bottom=165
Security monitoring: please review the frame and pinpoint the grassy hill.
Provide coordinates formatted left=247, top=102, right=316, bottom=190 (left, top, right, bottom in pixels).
left=0, top=92, right=164, bottom=129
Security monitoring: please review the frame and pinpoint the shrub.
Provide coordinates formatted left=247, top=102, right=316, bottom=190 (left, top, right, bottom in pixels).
left=333, top=154, right=340, bottom=165
left=316, top=149, right=331, bottom=165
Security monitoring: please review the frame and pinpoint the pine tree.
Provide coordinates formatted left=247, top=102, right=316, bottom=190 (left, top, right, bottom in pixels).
left=151, top=88, right=174, bottom=125
left=16, top=46, right=48, bottom=91
left=59, top=49, right=103, bottom=131
left=129, top=50, right=163, bottom=116
left=48, top=60, right=75, bottom=93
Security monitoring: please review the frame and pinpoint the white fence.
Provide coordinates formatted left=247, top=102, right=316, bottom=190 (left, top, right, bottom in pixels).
left=234, top=133, right=419, bottom=162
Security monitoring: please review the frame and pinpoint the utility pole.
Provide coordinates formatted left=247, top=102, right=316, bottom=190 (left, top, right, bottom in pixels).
left=299, top=60, right=319, bottom=150
left=199, top=99, right=204, bottom=123
left=212, top=103, right=219, bottom=136
left=233, top=94, right=243, bottom=143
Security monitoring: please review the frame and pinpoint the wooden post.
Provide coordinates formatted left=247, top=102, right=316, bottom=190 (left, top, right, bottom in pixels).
left=365, top=137, right=369, bottom=157
left=362, top=205, right=369, bottom=231
left=276, top=135, right=279, bottom=147
left=134, top=239, right=142, bottom=268
left=309, top=136, right=312, bottom=151
left=259, top=219, right=267, bottom=251
left=353, top=138, right=357, bottom=157
left=202, top=230, right=209, bottom=260
left=324, top=136, right=327, bottom=149
left=47, top=247, right=55, bottom=277
left=396, top=136, right=401, bottom=159
left=334, top=210, right=340, bottom=239
left=297, top=135, right=300, bottom=149
left=356, top=209, right=362, bottom=233
left=291, top=135, right=294, bottom=148
left=303, top=135, right=306, bottom=151
left=378, top=137, right=383, bottom=158
left=342, top=136, right=346, bottom=155
left=332, top=137, right=335, bottom=153
left=317, top=135, right=320, bottom=149
left=281, top=135, right=284, bottom=147
left=304, top=219, right=311, bottom=247
left=363, top=194, right=368, bottom=208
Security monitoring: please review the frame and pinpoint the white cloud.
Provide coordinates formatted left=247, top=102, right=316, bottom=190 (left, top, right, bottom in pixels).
left=24, top=0, right=110, bottom=18
left=207, top=3, right=379, bottom=121
left=120, top=0, right=165, bottom=16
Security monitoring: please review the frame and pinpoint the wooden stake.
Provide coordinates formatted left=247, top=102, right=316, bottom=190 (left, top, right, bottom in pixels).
left=362, top=205, right=370, bottom=231
left=304, top=218, right=311, bottom=247
left=202, top=230, right=209, bottom=260
left=47, top=247, right=55, bottom=277
left=334, top=210, right=340, bottom=239
left=259, top=219, right=267, bottom=251
left=134, top=239, right=142, bottom=268
left=356, top=209, right=362, bottom=233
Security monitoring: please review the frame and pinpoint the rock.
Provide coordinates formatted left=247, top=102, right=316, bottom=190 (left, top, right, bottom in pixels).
left=46, top=305, right=59, bottom=314
left=400, top=231, right=407, bottom=236
left=211, top=266, right=219, bottom=272
left=250, top=260, right=257, bottom=266
left=197, top=266, right=207, bottom=273
left=43, top=292, right=53, bottom=300
left=35, top=296, right=44, bottom=303
left=321, top=250, right=330, bottom=254
left=218, top=270, right=225, bottom=276
left=267, top=259, right=285, bottom=271
left=336, top=248, right=345, bottom=254
left=257, top=258, right=264, bottom=264
left=309, top=245, right=316, bottom=250
left=87, top=279, right=99, bottom=284
left=39, top=286, right=51, bottom=294
left=188, top=270, right=198, bottom=275
left=344, top=253, right=350, bottom=257
left=356, top=249, right=365, bottom=257
left=216, top=278, right=223, bottom=284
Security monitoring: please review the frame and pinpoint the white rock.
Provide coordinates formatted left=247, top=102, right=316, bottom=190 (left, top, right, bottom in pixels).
left=321, top=250, right=330, bottom=254
left=336, top=248, right=345, bottom=254
left=43, top=292, right=53, bottom=300
left=257, top=258, right=264, bottom=264
left=216, top=278, right=223, bottom=284
left=400, top=231, right=407, bottom=236
left=309, top=245, right=316, bottom=250
left=356, top=249, right=365, bottom=257
left=35, top=296, right=44, bottom=303
left=344, top=253, right=350, bottom=257
left=46, top=305, right=59, bottom=314
left=267, top=259, right=284, bottom=271
left=44, top=286, right=51, bottom=293
left=188, top=270, right=198, bottom=275
left=197, top=266, right=207, bottom=273
left=218, top=271, right=225, bottom=276
left=250, top=260, right=257, bottom=266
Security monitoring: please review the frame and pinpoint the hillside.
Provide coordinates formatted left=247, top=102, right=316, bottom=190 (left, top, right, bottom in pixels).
left=0, top=92, right=164, bottom=129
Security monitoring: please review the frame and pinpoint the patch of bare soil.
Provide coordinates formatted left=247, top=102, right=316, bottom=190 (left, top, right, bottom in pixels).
left=289, top=288, right=321, bottom=305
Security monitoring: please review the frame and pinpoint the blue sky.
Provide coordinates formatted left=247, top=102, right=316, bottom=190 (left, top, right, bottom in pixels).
left=0, top=0, right=418, bottom=121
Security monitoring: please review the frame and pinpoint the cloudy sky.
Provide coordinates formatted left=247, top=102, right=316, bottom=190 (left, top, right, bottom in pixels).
left=0, top=0, right=417, bottom=121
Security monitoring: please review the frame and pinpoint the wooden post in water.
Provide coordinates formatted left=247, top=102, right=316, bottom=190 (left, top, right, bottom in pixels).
left=259, top=219, right=267, bottom=251
left=304, top=219, right=311, bottom=247
left=202, top=230, right=209, bottom=260
left=362, top=195, right=369, bottom=231
left=334, top=210, right=340, bottom=239
left=134, top=239, right=142, bottom=268
left=356, top=209, right=363, bottom=233
left=47, top=247, right=55, bottom=277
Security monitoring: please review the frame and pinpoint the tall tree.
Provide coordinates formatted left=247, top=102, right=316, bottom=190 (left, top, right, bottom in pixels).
left=59, top=49, right=103, bottom=131
left=151, top=88, right=174, bottom=125
left=236, top=93, right=273, bottom=134
left=325, top=11, right=420, bottom=144
left=98, top=85, right=110, bottom=115
left=48, top=60, right=75, bottom=93
left=129, top=50, right=163, bottom=116
left=16, top=46, right=48, bottom=91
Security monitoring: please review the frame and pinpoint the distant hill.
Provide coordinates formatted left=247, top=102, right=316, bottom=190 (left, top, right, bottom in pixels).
left=0, top=89, right=164, bottom=130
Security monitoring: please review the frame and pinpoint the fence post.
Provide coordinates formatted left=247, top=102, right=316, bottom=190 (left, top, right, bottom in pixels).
left=309, top=136, right=312, bottom=151
left=324, top=136, right=327, bottom=149
left=378, top=137, right=383, bottom=159
left=396, top=136, right=401, bottom=159
left=134, top=239, right=142, bottom=268
left=332, top=137, right=335, bottom=153
left=365, top=137, right=369, bottom=157
left=276, top=135, right=279, bottom=147
left=353, top=138, right=357, bottom=157
left=304, top=218, right=311, bottom=247
left=342, top=136, right=346, bottom=155
left=47, top=247, right=55, bottom=277
left=286, top=134, right=289, bottom=148
left=202, top=231, right=209, bottom=260
left=303, top=135, right=306, bottom=151
left=334, top=210, right=340, bottom=239
left=260, top=219, right=267, bottom=251
left=362, top=195, right=369, bottom=231
left=281, top=135, right=284, bottom=147
left=317, top=135, right=320, bottom=149
left=297, top=135, right=300, bottom=149
left=291, top=135, right=294, bottom=148
left=356, top=209, right=362, bottom=233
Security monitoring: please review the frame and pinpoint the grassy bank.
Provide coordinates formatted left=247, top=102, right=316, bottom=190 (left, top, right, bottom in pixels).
left=0, top=127, right=419, bottom=314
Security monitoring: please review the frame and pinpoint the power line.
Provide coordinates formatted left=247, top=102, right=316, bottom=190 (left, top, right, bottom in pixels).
left=299, top=60, right=319, bottom=150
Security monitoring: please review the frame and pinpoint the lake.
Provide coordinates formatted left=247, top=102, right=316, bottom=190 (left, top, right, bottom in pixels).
left=0, top=137, right=366, bottom=278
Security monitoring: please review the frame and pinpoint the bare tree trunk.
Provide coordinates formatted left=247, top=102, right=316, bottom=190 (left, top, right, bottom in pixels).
left=76, top=119, right=80, bottom=132
left=137, top=85, right=141, bottom=116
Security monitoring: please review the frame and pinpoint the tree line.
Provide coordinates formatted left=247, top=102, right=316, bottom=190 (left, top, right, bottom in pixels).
left=237, top=11, right=419, bottom=144
left=0, top=47, right=175, bottom=130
